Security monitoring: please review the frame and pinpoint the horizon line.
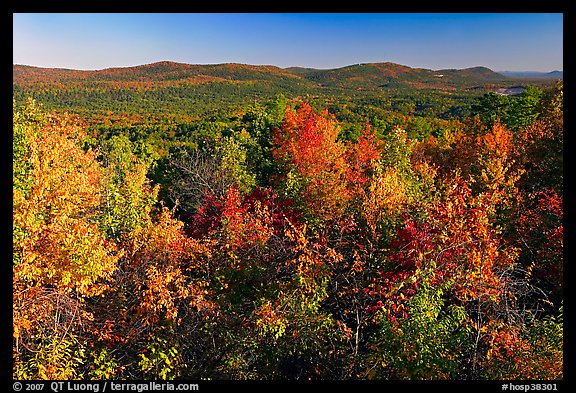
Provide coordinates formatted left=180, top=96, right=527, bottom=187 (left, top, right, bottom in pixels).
left=12, top=60, right=563, bottom=74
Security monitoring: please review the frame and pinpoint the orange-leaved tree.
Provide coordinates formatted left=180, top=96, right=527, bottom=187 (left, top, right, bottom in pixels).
left=13, top=100, right=120, bottom=379
left=273, top=102, right=349, bottom=222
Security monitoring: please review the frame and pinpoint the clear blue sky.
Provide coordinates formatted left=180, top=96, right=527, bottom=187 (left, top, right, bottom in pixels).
left=13, top=13, right=563, bottom=72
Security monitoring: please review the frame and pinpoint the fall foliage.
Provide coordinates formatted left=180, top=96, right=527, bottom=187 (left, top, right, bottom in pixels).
left=13, top=81, right=562, bottom=380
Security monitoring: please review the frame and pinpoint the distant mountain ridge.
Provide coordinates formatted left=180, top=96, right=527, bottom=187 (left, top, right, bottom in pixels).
left=14, top=61, right=519, bottom=92
left=13, top=61, right=302, bottom=86
left=498, top=70, right=563, bottom=79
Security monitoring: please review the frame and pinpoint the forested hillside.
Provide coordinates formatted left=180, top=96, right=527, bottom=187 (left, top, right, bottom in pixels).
left=13, top=61, right=557, bottom=123
left=13, top=62, right=563, bottom=380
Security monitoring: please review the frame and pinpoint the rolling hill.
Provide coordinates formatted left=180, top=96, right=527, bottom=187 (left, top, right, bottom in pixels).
left=14, top=60, right=515, bottom=91
left=286, top=63, right=508, bottom=90
left=13, top=61, right=311, bottom=89
left=13, top=61, right=559, bottom=121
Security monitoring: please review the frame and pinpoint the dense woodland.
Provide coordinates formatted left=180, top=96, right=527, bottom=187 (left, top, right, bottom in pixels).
left=13, top=63, right=563, bottom=380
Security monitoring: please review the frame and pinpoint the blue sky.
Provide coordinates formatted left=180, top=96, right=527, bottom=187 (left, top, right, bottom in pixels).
left=13, top=13, right=563, bottom=72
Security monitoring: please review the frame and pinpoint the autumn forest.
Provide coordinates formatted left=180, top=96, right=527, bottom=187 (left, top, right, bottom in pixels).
left=13, top=62, right=563, bottom=380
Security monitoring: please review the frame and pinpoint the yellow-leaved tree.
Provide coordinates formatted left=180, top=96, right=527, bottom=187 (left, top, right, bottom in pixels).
left=13, top=99, right=120, bottom=379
